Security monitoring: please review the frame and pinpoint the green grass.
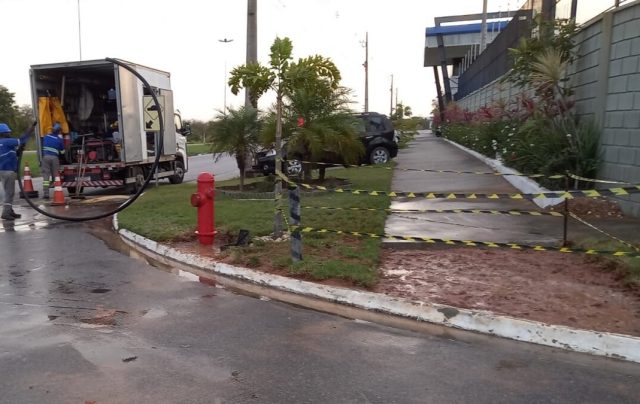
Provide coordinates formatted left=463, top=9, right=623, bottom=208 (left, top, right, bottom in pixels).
left=20, top=151, right=41, bottom=177
left=187, top=143, right=213, bottom=156
left=118, top=163, right=394, bottom=287
left=573, top=237, right=640, bottom=286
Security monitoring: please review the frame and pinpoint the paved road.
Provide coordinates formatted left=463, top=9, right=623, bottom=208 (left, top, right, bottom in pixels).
left=185, top=153, right=239, bottom=182
left=1, top=219, right=640, bottom=403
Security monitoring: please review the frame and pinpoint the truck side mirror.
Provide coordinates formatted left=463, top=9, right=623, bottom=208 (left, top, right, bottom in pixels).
left=182, top=122, right=192, bottom=136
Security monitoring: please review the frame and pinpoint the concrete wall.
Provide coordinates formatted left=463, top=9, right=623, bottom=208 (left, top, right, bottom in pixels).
left=455, top=1, right=640, bottom=216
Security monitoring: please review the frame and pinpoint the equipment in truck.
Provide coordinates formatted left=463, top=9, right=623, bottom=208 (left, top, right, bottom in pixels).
left=30, top=59, right=190, bottom=195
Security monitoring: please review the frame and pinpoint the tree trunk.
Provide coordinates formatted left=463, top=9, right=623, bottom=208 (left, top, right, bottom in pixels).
left=318, top=167, right=326, bottom=182
left=274, top=93, right=283, bottom=238
left=237, top=154, right=245, bottom=191
left=303, top=163, right=312, bottom=182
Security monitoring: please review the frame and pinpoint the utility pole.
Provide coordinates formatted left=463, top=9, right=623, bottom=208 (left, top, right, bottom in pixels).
left=480, top=0, right=488, bottom=52
left=77, top=0, right=82, bottom=60
left=395, top=88, right=398, bottom=109
left=218, top=38, right=234, bottom=115
left=361, top=32, right=369, bottom=112
left=389, top=75, right=394, bottom=117
left=246, top=0, right=258, bottom=108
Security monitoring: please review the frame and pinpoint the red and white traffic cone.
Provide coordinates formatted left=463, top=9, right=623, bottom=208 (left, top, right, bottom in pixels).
left=50, top=176, right=66, bottom=206
left=19, top=163, right=39, bottom=198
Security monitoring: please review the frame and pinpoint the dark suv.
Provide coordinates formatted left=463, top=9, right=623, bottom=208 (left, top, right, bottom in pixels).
left=253, top=112, right=398, bottom=175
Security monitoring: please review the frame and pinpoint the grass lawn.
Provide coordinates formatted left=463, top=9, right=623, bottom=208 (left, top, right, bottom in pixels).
left=118, top=164, right=394, bottom=287
left=573, top=237, right=640, bottom=286
left=19, top=151, right=41, bottom=177
left=187, top=143, right=213, bottom=156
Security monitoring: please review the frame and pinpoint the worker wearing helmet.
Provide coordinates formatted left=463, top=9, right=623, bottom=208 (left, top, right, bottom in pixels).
left=41, top=122, right=65, bottom=199
left=0, top=122, right=35, bottom=220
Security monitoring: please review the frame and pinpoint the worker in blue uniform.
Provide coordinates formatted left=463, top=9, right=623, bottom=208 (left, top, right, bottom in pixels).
left=41, top=122, right=65, bottom=199
left=0, top=122, right=35, bottom=220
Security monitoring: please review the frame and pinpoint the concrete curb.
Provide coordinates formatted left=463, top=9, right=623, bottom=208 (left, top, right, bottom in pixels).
left=443, top=138, right=564, bottom=209
left=113, top=216, right=640, bottom=364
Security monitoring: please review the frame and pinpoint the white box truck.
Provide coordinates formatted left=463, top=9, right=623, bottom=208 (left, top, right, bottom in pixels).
left=30, top=59, right=190, bottom=193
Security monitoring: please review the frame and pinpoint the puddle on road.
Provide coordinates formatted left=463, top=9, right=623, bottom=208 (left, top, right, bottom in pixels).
left=87, top=218, right=177, bottom=276
left=90, top=288, right=111, bottom=294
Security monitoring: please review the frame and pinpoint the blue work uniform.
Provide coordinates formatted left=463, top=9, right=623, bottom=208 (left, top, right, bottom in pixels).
left=41, top=133, right=65, bottom=197
left=0, top=133, right=30, bottom=172
left=1, top=132, right=31, bottom=216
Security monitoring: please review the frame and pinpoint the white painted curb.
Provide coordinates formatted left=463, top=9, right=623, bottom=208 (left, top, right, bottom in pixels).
left=443, top=138, right=564, bottom=209
left=113, top=215, right=640, bottom=363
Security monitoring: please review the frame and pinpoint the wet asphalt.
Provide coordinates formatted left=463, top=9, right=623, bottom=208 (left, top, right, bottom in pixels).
left=1, top=208, right=640, bottom=403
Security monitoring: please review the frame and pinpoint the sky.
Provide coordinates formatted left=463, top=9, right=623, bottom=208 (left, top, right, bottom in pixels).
left=1, top=0, right=617, bottom=121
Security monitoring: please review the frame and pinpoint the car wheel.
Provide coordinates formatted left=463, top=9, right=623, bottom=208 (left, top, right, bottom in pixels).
left=369, top=146, right=390, bottom=165
left=262, top=164, right=272, bottom=176
left=286, top=160, right=302, bottom=176
left=169, top=160, right=185, bottom=184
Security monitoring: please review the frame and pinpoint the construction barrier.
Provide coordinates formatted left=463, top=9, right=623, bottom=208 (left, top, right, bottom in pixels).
left=289, top=160, right=565, bottom=179
left=290, top=225, right=640, bottom=259
left=301, top=206, right=565, bottom=217
left=567, top=173, right=634, bottom=185
left=281, top=179, right=640, bottom=201
left=277, top=165, right=638, bottom=261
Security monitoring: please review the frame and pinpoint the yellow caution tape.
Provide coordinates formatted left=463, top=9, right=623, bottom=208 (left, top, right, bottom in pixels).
left=301, top=206, right=565, bottom=217
left=290, top=225, right=640, bottom=258
left=569, top=212, right=639, bottom=252
left=567, top=172, right=634, bottom=185
left=291, top=160, right=565, bottom=179
left=277, top=173, right=640, bottom=200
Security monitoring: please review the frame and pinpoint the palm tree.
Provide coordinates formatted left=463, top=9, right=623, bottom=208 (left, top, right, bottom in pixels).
left=261, top=86, right=364, bottom=181
left=229, top=37, right=342, bottom=236
left=210, top=106, right=260, bottom=191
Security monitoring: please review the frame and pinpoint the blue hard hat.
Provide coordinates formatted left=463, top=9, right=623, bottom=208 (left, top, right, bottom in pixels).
left=53, top=122, right=62, bottom=131
left=0, top=123, right=12, bottom=134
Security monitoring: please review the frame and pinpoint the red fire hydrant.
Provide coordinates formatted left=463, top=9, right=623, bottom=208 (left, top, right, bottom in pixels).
left=190, top=172, right=215, bottom=245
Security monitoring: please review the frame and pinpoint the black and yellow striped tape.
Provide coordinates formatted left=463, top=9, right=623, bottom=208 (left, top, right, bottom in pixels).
left=301, top=206, right=565, bottom=217
left=282, top=177, right=640, bottom=200
left=290, top=226, right=640, bottom=258
left=291, top=160, right=565, bottom=179
left=567, top=172, right=634, bottom=185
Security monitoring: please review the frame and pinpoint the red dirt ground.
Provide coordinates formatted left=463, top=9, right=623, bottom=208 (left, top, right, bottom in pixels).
left=375, top=247, right=640, bottom=336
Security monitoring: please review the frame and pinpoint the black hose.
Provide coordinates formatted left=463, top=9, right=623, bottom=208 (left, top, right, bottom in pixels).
left=16, top=57, right=165, bottom=222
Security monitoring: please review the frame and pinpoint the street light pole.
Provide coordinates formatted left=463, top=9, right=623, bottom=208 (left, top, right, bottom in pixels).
left=218, top=38, right=234, bottom=115
left=77, top=0, right=82, bottom=60
left=361, top=32, right=369, bottom=112
left=246, top=0, right=258, bottom=108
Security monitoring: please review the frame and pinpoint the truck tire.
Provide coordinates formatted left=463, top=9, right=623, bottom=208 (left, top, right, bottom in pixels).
left=126, top=166, right=145, bottom=194
left=67, top=186, right=84, bottom=195
left=169, top=160, right=185, bottom=184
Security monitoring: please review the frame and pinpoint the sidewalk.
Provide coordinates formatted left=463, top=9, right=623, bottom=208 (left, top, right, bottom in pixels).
left=385, top=131, right=562, bottom=245
left=16, top=131, right=635, bottom=363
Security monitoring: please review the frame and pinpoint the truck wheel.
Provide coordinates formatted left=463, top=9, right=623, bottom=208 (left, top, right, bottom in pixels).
left=169, top=161, right=185, bottom=184
left=126, top=166, right=145, bottom=194
left=67, top=186, right=84, bottom=195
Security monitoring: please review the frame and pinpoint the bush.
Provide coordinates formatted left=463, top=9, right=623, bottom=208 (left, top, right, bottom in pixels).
left=438, top=103, right=601, bottom=188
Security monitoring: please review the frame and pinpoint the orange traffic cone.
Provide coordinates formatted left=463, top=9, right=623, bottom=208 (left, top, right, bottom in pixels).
left=19, top=163, right=39, bottom=198
left=50, top=176, right=66, bottom=206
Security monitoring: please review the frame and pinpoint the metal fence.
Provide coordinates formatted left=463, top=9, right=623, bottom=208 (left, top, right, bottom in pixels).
left=454, top=9, right=533, bottom=101
left=555, top=0, right=635, bottom=24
